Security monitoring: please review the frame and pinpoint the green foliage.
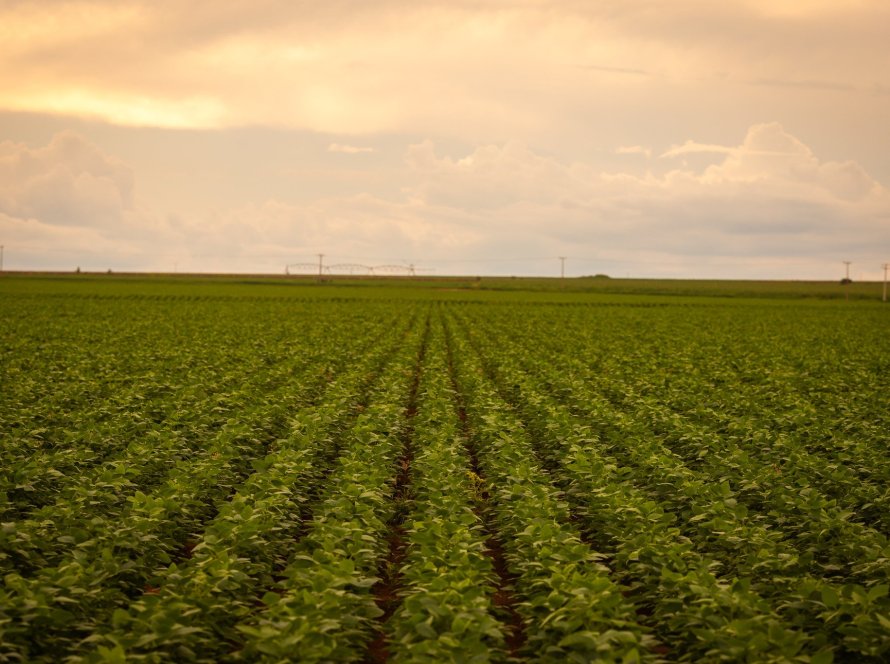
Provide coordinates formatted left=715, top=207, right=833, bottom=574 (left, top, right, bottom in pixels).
left=1, top=276, right=888, bottom=661
left=386, top=326, right=506, bottom=662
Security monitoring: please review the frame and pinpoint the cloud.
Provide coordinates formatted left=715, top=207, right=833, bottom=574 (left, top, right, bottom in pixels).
left=328, top=143, right=374, bottom=154
left=0, top=132, right=136, bottom=227
left=1, top=91, right=226, bottom=130
left=397, top=124, right=888, bottom=275
left=405, top=138, right=605, bottom=211
left=749, top=78, right=857, bottom=93
left=576, top=64, right=649, bottom=76
left=695, top=123, right=882, bottom=201
left=616, top=145, right=652, bottom=158
left=0, top=132, right=174, bottom=269
left=2, top=126, right=888, bottom=279
left=658, top=124, right=882, bottom=201
left=1, top=0, right=886, bottom=142
left=661, top=141, right=736, bottom=158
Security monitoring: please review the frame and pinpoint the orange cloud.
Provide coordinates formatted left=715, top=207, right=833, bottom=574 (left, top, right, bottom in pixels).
left=1, top=1, right=885, bottom=138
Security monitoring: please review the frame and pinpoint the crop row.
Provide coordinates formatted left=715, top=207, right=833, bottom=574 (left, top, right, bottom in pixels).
left=0, top=309, right=417, bottom=661
left=443, top=312, right=658, bottom=662
left=500, top=305, right=890, bottom=530
left=467, top=307, right=890, bottom=590
left=381, top=316, right=505, bottom=662
left=2, top=293, right=888, bottom=662
left=229, top=314, right=430, bottom=662
left=0, top=300, right=401, bottom=521
left=70, top=315, right=428, bottom=663
left=451, top=305, right=890, bottom=659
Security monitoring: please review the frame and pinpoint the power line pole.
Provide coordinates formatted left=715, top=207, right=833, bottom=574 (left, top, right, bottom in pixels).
left=317, top=253, right=324, bottom=280
left=843, top=260, right=852, bottom=301
left=882, top=263, right=890, bottom=302
left=559, top=256, right=566, bottom=279
left=843, top=260, right=851, bottom=281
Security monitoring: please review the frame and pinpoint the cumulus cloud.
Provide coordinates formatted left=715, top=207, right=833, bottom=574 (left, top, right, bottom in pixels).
left=0, top=132, right=140, bottom=227
left=398, top=123, right=889, bottom=275
left=404, top=139, right=597, bottom=209
left=328, top=143, right=374, bottom=154
left=0, top=131, right=483, bottom=272
left=697, top=123, right=882, bottom=201
left=0, top=132, right=174, bottom=269
left=616, top=146, right=652, bottom=158
left=661, top=141, right=735, bottom=158
left=409, top=122, right=884, bottom=205
left=2, top=126, right=888, bottom=278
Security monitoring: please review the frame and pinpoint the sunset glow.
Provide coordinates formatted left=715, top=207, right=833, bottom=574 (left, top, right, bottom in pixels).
left=1, top=1, right=887, bottom=278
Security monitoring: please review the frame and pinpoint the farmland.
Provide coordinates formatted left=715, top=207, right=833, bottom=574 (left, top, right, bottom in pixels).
left=1, top=274, right=889, bottom=662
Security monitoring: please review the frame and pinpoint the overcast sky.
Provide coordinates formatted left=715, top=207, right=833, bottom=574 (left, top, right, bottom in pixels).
left=1, top=0, right=888, bottom=279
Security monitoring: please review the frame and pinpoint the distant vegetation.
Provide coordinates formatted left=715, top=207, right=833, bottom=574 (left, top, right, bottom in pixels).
left=1, top=270, right=885, bottom=301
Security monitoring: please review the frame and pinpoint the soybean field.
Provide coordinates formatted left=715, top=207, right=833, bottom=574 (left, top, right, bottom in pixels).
left=1, top=275, right=889, bottom=663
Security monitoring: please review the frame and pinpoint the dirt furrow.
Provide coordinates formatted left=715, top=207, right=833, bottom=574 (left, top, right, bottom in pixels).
left=363, top=312, right=431, bottom=663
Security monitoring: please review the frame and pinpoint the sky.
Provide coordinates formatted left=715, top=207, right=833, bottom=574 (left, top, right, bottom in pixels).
left=1, top=0, right=888, bottom=279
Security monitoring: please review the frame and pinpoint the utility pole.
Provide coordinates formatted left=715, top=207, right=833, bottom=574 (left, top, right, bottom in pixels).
left=559, top=256, right=566, bottom=279
left=317, top=253, right=324, bottom=280
left=843, top=260, right=852, bottom=301
left=843, top=261, right=852, bottom=281
left=876, top=262, right=890, bottom=302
